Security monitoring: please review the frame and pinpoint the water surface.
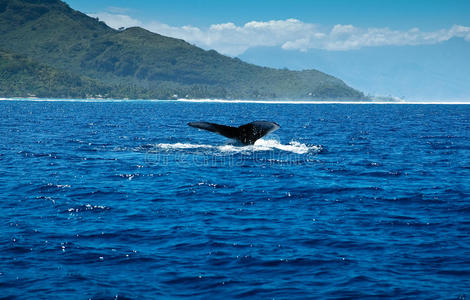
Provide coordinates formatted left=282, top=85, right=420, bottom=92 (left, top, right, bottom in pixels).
left=1, top=101, right=469, bottom=299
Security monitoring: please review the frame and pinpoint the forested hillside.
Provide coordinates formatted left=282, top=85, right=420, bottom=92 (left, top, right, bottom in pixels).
left=0, top=0, right=367, bottom=100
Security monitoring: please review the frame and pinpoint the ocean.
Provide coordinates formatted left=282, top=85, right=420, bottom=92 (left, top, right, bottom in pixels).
left=1, top=100, right=469, bottom=299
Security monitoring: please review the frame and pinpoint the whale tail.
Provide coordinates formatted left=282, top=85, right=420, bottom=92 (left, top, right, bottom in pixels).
left=188, top=121, right=280, bottom=145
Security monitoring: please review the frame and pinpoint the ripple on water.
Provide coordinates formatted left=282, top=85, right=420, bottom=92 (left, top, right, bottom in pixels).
left=65, top=204, right=110, bottom=213
left=1, top=102, right=470, bottom=299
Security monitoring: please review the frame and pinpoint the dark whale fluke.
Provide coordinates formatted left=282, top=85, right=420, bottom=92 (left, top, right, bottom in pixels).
left=188, top=121, right=280, bottom=145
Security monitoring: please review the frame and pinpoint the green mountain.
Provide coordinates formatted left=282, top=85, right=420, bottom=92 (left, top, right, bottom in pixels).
left=0, top=0, right=367, bottom=100
left=0, top=50, right=113, bottom=98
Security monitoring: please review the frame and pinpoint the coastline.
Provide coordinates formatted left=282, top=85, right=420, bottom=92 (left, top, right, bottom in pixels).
left=0, top=97, right=469, bottom=104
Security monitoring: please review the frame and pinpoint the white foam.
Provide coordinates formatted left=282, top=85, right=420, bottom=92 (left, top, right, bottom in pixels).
left=255, top=139, right=316, bottom=154
left=154, top=139, right=320, bottom=154
left=177, top=98, right=386, bottom=104
left=177, top=99, right=470, bottom=104
left=1, top=98, right=469, bottom=104
left=156, top=142, right=214, bottom=149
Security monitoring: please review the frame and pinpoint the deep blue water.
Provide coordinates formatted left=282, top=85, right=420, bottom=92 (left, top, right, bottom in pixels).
left=1, top=101, right=469, bottom=299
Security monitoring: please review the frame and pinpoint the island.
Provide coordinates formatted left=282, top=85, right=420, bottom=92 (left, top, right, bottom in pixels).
left=0, top=0, right=370, bottom=101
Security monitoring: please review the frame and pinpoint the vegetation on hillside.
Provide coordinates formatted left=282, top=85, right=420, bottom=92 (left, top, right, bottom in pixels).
left=0, top=50, right=108, bottom=98
left=0, top=0, right=368, bottom=100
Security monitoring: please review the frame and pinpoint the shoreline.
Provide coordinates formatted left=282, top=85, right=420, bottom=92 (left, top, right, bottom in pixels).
left=0, top=97, right=469, bottom=104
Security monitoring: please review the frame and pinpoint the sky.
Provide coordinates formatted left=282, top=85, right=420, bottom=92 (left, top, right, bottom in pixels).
left=64, top=0, right=470, bottom=100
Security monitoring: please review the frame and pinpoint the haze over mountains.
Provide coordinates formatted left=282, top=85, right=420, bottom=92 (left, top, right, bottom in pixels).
left=240, top=38, right=470, bottom=101
left=0, top=0, right=366, bottom=100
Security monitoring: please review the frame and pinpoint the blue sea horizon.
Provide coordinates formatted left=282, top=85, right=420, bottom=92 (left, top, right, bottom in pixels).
left=1, top=100, right=469, bottom=298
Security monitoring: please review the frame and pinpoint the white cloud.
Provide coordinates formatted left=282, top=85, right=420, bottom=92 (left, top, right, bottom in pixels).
left=90, top=13, right=142, bottom=29
left=331, top=24, right=357, bottom=36
left=90, top=12, right=470, bottom=55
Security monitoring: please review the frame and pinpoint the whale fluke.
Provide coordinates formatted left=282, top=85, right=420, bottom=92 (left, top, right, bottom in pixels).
left=188, top=121, right=280, bottom=145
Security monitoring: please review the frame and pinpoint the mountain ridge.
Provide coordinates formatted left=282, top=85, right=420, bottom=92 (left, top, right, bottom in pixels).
left=0, top=0, right=368, bottom=100
left=239, top=39, right=470, bottom=101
